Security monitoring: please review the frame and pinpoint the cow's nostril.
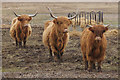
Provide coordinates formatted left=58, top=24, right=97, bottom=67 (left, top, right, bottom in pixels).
left=95, top=37, right=102, bottom=40
left=24, top=24, right=28, bottom=27
left=64, top=29, right=68, bottom=33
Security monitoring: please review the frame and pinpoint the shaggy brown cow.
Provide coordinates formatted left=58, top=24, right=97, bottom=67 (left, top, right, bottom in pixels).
left=80, top=24, right=109, bottom=72
left=43, top=7, right=78, bottom=62
left=10, top=11, right=38, bottom=47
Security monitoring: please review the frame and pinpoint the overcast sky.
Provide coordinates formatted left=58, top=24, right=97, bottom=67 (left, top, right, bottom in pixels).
left=1, top=0, right=119, bottom=2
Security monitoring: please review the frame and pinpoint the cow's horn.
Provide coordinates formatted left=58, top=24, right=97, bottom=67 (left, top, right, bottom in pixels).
left=68, top=8, right=79, bottom=20
left=47, top=7, right=57, bottom=19
left=104, top=24, right=110, bottom=27
left=29, top=11, right=38, bottom=17
left=13, top=11, right=21, bottom=17
left=86, top=25, right=93, bottom=27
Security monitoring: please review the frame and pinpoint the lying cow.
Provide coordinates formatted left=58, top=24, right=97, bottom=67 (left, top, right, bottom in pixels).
left=43, top=7, right=78, bottom=62
left=10, top=11, right=38, bottom=47
left=80, top=24, right=109, bottom=72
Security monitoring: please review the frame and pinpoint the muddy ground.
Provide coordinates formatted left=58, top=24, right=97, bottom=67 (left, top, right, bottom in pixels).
left=2, top=2, right=119, bottom=79
left=2, top=24, right=118, bottom=78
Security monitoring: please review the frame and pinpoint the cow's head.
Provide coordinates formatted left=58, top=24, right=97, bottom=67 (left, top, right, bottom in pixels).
left=13, top=11, right=38, bottom=27
left=53, top=17, right=72, bottom=33
left=47, top=7, right=78, bottom=34
left=88, top=25, right=109, bottom=41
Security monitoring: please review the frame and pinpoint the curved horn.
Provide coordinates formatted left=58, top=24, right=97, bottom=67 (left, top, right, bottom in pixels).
left=47, top=7, right=57, bottom=19
left=104, top=24, right=110, bottom=27
left=68, top=8, right=79, bottom=20
left=86, top=25, right=92, bottom=27
left=29, top=11, right=38, bottom=17
left=13, top=11, right=20, bottom=17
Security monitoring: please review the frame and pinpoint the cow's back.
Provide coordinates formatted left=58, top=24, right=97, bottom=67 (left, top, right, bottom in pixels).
left=42, top=21, right=53, bottom=47
left=81, top=28, right=90, bottom=50
left=11, top=17, right=18, bottom=26
left=44, top=21, right=52, bottom=30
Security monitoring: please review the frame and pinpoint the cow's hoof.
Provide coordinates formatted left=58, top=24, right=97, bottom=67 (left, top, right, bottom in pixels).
left=85, top=67, right=88, bottom=70
left=24, top=46, right=26, bottom=48
left=93, top=67, right=96, bottom=70
left=88, top=69, right=92, bottom=72
left=59, top=58, right=63, bottom=62
left=49, top=57, right=53, bottom=62
left=19, top=46, right=22, bottom=48
left=98, top=69, right=102, bottom=72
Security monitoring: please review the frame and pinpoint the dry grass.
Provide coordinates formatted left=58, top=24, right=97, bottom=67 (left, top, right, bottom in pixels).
left=105, top=29, right=118, bottom=37
left=69, top=30, right=82, bottom=37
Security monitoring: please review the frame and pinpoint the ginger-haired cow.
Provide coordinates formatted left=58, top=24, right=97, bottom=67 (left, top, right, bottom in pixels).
left=81, top=24, right=109, bottom=72
left=10, top=11, right=38, bottom=47
left=43, top=7, right=78, bottom=62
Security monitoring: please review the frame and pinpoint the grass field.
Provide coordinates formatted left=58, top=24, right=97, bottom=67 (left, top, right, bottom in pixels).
left=2, top=2, right=119, bottom=78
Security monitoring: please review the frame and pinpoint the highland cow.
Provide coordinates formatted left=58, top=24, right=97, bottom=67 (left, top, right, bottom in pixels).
left=10, top=11, right=38, bottom=47
left=43, top=7, right=78, bottom=62
left=80, top=24, right=109, bottom=72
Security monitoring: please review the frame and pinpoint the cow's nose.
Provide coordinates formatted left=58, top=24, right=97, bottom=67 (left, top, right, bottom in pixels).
left=24, top=24, right=29, bottom=27
left=95, top=36, right=102, bottom=40
left=64, top=29, right=68, bottom=33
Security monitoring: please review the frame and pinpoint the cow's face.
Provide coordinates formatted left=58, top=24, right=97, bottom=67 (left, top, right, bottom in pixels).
left=18, top=15, right=32, bottom=26
left=53, top=17, right=72, bottom=34
left=89, top=25, right=108, bottom=41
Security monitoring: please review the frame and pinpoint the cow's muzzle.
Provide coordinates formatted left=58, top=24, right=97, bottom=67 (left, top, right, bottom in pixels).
left=63, top=29, right=68, bottom=33
left=95, top=36, right=102, bottom=41
left=24, top=24, right=29, bottom=27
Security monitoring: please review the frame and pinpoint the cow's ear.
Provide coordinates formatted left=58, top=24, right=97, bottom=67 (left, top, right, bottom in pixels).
left=69, top=20, right=72, bottom=24
left=89, top=27, right=94, bottom=33
left=105, top=27, right=108, bottom=31
left=28, top=17, right=32, bottom=21
left=18, top=17, right=23, bottom=21
left=53, top=19, right=57, bottom=24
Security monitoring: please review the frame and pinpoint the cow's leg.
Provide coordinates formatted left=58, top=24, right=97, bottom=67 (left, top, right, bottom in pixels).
left=51, top=45, right=59, bottom=62
left=85, top=60, right=88, bottom=70
left=19, top=41, right=22, bottom=47
left=59, top=51, right=63, bottom=62
left=24, top=41, right=26, bottom=48
left=54, top=52, right=58, bottom=62
left=84, top=55, right=88, bottom=70
left=23, top=37, right=26, bottom=48
left=57, top=52, right=61, bottom=60
left=16, top=31, right=22, bottom=47
left=53, top=51, right=61, bottom=62
left=14, top=33, right=18, bottom=46
left=49, top=48, right=52, bottom=57
left=49, top=48, right=53, bottom=61
left=93, top=62, right=96, bottom=70
left=14, top=36, right=18, bottom=46
left=88, top=61, right=93, bottom=72
left=97, top=61, right=102, bottom=72
left=16, top=39, right=18, bottom=46
left=83, top=54, right=88, bottom=70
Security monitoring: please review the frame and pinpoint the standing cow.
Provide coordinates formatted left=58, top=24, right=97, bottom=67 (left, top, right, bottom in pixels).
left=10, top=11, right=38, bottom=47
left=43, top=7, right=78, bottom=62
left=80, top=25, right=109, bottom=72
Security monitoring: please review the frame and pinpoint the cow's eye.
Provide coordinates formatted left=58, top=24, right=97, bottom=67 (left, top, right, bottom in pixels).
left=103, top=30, right=105, bottom=33
left=91, top=30, right=94, bottom=33
left=19, top=19, right=23, bottom=21
left=57, top=22, right=59, bottom=24
left=57, top=22, right=62, bottom=25
left=60, top=22, right=63, bottom=24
